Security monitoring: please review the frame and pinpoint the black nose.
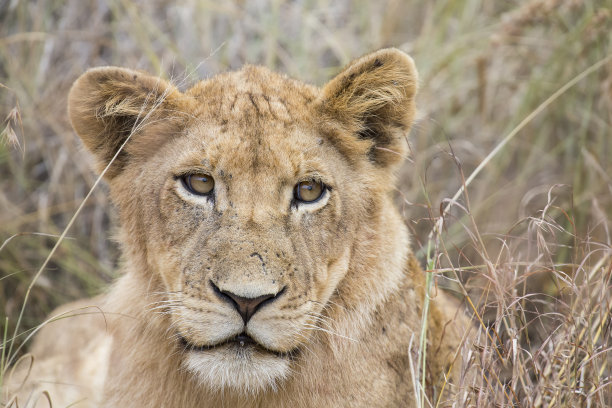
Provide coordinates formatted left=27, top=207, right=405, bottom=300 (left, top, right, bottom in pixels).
left=210, top=281, right=283, bottom=324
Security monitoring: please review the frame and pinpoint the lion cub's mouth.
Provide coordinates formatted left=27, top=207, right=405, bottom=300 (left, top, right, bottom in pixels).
left=179, top=333, right=255, bottom=351
left=178, top=333, right=297, bottom=359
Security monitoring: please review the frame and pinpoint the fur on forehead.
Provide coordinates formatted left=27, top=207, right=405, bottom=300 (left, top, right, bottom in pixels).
left=185, top=65, right=319, bottom=125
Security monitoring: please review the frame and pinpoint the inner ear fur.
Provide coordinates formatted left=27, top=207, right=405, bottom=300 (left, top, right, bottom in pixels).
left=318, top=48, right=418, bottom=167
left=68, top=67, right=192, bottom=179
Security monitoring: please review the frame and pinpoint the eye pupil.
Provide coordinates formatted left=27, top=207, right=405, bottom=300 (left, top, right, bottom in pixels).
left=183, top=173, right=215, bottom=195
left=295, top=180, right=324, bottom=203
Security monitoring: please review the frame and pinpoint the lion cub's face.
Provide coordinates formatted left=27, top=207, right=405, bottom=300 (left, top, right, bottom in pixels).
left=146, top=88, right=355, bottom=391
left=68, top=49, right=417, bottom=393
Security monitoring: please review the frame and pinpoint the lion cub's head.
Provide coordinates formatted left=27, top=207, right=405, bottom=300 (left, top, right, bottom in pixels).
left=68, top=49, right=417, bottom=393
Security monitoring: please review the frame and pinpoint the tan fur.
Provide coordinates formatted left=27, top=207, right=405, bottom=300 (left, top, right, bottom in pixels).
left=5, top=49, right=472, bottom=408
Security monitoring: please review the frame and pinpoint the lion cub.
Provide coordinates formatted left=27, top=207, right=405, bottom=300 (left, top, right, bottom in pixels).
left=6, top=49, right=471, bottom=407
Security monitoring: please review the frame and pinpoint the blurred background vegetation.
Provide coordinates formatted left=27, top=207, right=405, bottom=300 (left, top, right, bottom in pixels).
left=1, top=0, right=611, bottom=405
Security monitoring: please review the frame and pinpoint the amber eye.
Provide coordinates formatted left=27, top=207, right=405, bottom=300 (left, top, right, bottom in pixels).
left=294, top=180, right=325, bottom=203
left=181, top=173, right=215, bottom=196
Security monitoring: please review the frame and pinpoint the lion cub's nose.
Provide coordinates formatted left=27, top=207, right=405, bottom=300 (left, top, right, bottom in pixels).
left=211, top=281, right=282, bottom=324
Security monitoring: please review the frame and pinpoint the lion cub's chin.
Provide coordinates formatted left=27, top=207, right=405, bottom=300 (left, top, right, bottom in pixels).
left=183, top=345, right=291, bottom=394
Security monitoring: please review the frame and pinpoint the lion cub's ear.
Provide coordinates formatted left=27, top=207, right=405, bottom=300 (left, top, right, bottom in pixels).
left=319, top=48, right=418, bottom=168
left=68, top=67, right=191, bottom=179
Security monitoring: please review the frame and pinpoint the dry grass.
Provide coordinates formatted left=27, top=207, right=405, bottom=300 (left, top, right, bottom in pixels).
left=1, top=0, right=611, bottom=406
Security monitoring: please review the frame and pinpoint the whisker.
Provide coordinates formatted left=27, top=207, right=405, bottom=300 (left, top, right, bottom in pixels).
left=300, top=323, right=358, bottom=343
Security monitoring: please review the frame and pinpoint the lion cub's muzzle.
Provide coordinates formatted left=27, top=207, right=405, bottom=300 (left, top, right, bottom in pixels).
left=178, top=276, right=297, bottom=356
left=176, top=237, right=309, bottom=358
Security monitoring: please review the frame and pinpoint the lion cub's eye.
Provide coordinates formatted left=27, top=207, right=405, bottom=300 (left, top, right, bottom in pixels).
left=294, top=180, right=325, bottom=203
left=181, top=173, right=215, bottom=195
